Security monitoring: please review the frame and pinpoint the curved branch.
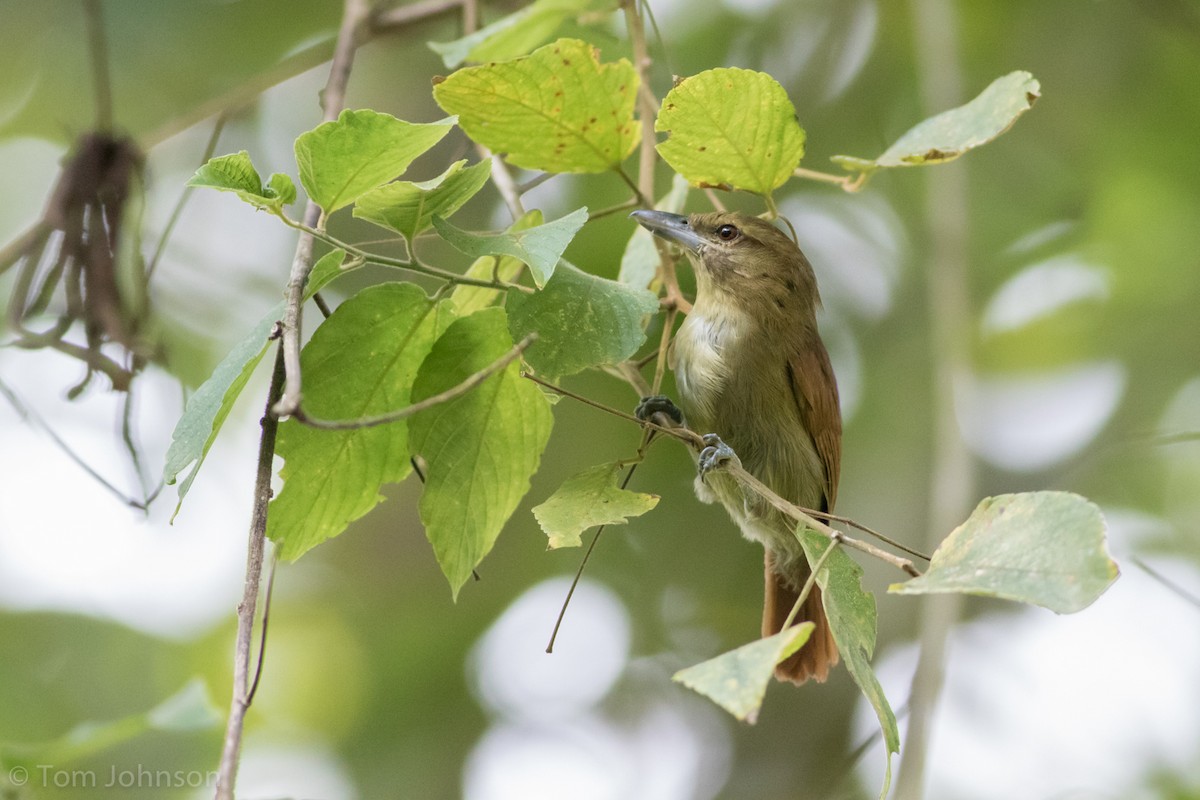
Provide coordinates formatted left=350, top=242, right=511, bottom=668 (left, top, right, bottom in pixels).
left=294, top=334, right=536, bottom=430
left=215, top=1, right=370, bottom=798
left=522, top=372, right=921, bottom=578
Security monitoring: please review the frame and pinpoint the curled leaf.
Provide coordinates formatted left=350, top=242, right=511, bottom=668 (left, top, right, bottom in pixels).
left=832, top=71, right=1041, bottom=175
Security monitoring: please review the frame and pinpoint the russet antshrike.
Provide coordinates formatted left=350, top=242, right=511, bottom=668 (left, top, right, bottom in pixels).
left=633, top=210, right=841, bottom=684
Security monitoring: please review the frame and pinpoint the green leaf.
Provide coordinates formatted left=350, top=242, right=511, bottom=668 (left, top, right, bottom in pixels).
left=832, top=71, right=1041, bottom=174
left=799, top=529, right=898, bottom=798
left=187, top=151, right=296, bottom=211
left=506, top=260, right=658, bottom=379
left=163, top=249, right=348, bottom=517
left=294, top=109, right=454, bottom=214
left=409, top=308, right=553, bottom=598
left=655, top=68, right=806, bottom=196
left=1, top=678, right=219, bottom=767
left=451, top=210, right=543, bottom=314
left=266, top=171, right=297, bottom=206
left=889, top=491, right=1118, bottom=613
left=433, top=205, right=587, bottom=287
left=673, top=624, right=813, bottom=724
left=433, top=38, right=640, bottom=173
left=532, top=463, right=660, bottom=548
left=428, top=0, right=593, bottom=69
left=619, top=172, right=690, bottom=289
left=145, top=678, right=223, bottom=732
left=268, top=283, right=456, bottom=561
left=353, top=158, right=492, bottom=245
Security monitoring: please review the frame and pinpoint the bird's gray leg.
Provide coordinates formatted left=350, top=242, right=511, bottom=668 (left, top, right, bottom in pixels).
left=698, top=433, right=742, bottom=480
left=635, top=394, right=683, bottom=425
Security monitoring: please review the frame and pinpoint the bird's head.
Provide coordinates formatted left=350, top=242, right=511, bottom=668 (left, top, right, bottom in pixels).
left=631, top=209, right=820, bottom=315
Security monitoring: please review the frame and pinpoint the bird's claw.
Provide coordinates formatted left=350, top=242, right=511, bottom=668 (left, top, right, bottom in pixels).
left=635, top=394, right=683, bottom=425
left=698, top=433, right=740, bottom=481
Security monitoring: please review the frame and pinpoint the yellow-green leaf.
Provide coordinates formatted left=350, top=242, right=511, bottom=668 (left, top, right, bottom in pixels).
left=433, top=206, right=587, bottom=287
left=187, top=151, right=295, bottom=211
left=428, top=0, right=594, bottom=69
left=655, top=68, right=806, bottom=196
left=409, top=308, right=553, bottom=598
left=267, top=284, right=456, bottom=561
left=832, top=71, right=1041, bottom=174
left=532, top=463, right=660, bottom=548
left=294, top=109, right=453, bottom=214
left=451, top=210, right=543, bottom=314
left=353, top=158, right=492, bottom=244
left=673, top=624, right=813, bottom=724
left=433, top=38, right=640, bottom=174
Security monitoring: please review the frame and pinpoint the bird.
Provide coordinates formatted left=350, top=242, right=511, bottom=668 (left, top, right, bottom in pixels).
left=632, top=209, right=841, bottom=684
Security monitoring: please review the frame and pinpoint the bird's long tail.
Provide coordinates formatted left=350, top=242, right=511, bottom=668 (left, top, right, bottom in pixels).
left=763, top=549, right=839, bottom=684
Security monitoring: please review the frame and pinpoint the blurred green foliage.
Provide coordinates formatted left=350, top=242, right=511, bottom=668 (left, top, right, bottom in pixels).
left=1, top=1, right=1198, bottom=798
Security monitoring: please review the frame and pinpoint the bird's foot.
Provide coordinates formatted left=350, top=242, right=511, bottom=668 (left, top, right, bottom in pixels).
left=698, top=433, right=741, bottom=481
left=635, top=394, right=683, bottom=425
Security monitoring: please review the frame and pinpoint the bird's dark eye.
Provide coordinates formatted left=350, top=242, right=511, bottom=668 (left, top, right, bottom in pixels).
left=716, top=224, right=739, bottom=241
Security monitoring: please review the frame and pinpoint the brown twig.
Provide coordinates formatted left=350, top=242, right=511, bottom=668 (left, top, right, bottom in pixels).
left=0, top=376, right=147, bottom=510
left=651, top=306, right=676, bottom=395
left=294, top=334, right=536, bottom=430
left=524, top=373, right=921, bottom=578
left=546, top=445, right=649, bottom=653
left=372, top=0, right=464, bottom=30
left=547, top=403, right=671, bottom=653
left=1132, top=557, right=1200, bottom=611
left=623, top=0, right=657, bottom=204
left=728, top=463, right=920, bottom=577
left=213, top=346, right=286, bottom=800
left=272, top=0, right=370, bottom=418
left=214, top=1, right=369, bottom=797
left=82, top=0, right=113, bottom=132
left=806, top=508, right=931, bottom=562
left=146, top=115, right=227, bottom=283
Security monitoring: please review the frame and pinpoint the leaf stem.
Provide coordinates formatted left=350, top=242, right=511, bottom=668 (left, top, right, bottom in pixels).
left=793, top=166, right=867, bottom=193
left=275, top=213, right=530, bottom=293
left=781, top=533, right=841, bottom=630
left=516, top=171, right=555, bottom=195
left=589, top=197, right=641, bottom=220
left=294, top=334, right=536, bottom=430
left=616, top=166, right=651, bottom=206
left=547, top=430, right=658, bottom=653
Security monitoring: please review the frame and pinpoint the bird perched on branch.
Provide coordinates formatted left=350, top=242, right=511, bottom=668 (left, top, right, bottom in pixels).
left=632, top=209, right=841, bottom=684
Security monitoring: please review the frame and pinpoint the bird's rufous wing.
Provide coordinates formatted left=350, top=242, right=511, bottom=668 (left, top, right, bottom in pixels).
left=786, top=340, right=842, bottom=510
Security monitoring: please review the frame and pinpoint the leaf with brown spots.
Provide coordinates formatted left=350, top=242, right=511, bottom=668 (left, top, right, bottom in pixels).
left=655, top=68, right=806, bottom=196
left=433, top=38, right=640, bottom=174
left=832, top=71, right=1041, bottom=177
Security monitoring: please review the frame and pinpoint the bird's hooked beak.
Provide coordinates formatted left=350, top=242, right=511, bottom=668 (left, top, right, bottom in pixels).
left=630, top=210, right=705, bottom=255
